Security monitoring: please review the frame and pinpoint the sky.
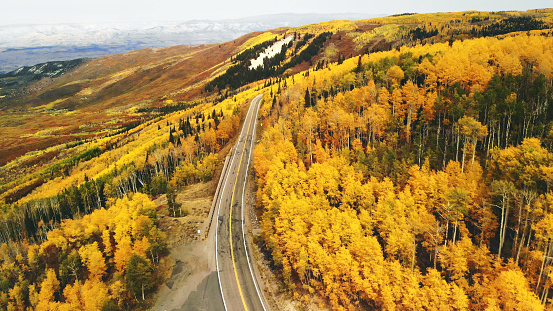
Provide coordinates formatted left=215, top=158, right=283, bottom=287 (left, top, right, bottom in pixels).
left=0, top=0, right=551, bottom=25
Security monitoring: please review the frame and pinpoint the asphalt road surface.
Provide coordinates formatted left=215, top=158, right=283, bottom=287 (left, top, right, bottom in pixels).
left=216, top=94, right=268, bottom=311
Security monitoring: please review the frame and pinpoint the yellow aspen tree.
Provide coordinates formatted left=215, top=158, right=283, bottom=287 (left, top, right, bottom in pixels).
left=418, top=58, right=438, bottom=91
left=27, top=284, right=39, bottom=310
left=79, top=242, right=107, bottom=280
left=62, top=282, right=83, bottom=310
left=109, top=281, right=126, bottom=306
left=80, top=279, right=109, bottom=311
left=390, top=88, right=403, bottom=120
left=132, top=215, right=154, bottom=240
left=7, top=285, right=25, bottom=311
left=423, top=269, right=455, bottom=310
left=386, top=65, right=404, bottom=88
left=36, top=269, right=60, bottom=311
left=458, top=116, right=488, bottom=172
left=114, top=235, right=133, bottom=273
left=133, top=236, right=151, bottom=258
left=299, top=108, right=319, bottom=165
left=492, top=269, right=543, bottom=311
left=366, top=98, right=390, bottom=145
left=101, top=229, right=113, bottom=257
left=377, top=86, right=391, bottom=106
left=401, top=80, right=421, bottom=143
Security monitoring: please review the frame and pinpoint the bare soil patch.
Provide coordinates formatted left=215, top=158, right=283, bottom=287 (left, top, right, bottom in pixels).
left=151, top=160, right=223, bottom=310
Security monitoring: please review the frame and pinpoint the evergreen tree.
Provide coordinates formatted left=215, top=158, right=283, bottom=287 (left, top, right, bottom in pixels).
left=125, top=254, right=153, bottom=301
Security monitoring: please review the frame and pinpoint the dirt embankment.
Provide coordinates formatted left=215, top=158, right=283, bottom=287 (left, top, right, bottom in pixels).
left=152, top=179, right=218, bottom=311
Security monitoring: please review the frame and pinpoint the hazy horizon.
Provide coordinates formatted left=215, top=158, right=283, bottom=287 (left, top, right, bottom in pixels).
left=0, top=12, right=379, bottom=27
left=1, top=0, right=551, bottom=26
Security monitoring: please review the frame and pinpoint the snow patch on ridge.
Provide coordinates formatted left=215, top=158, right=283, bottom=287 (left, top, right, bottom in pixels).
left=249, top=36, right=293, bottom=70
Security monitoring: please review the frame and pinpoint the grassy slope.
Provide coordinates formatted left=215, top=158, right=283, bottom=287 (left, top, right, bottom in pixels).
left=1, top=8, right=552, bottom=202
left=0, top=32, right=268, bottom=167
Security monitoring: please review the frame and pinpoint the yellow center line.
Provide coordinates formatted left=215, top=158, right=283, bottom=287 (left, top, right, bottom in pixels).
left=229, top=97, right=257, bottom=311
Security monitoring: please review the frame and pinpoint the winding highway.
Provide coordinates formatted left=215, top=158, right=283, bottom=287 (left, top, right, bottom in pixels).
left=215, top=94, right=268, bottom=311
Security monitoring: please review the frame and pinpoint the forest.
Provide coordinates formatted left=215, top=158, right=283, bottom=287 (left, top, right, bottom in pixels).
left=473, top=16, right=549, bottom=37
left=0, top=96, right=247, bottom=243
left=1, top=8, right=553, bottom=311
left=0, top=192, right=167, bottom=310
left=0, top=88, right=258, bottom=309
left=254, top=30, right=553, bottom=310
left=205, top=32, right=332, bottom=92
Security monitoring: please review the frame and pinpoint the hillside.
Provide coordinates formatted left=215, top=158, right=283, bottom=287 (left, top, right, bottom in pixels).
left=254, top=31, right=553, bottom=310
left=4, top=8, right=552, bottom=190
left=1, top=8, right=553, bottom=311
left=0, top=31, right=267, bottom=169
left=0, top=13, right=378, bottom=74
left=0, top=59, right=86, bottom=99
left=4, top=9, right=552, bottom=166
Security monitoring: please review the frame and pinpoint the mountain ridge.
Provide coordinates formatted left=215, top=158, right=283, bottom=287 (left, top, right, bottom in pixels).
left=0, top=13, right=380, bottom=73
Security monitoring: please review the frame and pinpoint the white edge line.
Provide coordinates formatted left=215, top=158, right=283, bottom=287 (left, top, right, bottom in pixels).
left=241, top=95, right=268, bottom=311
left=215, top=94, right=256, bottom=311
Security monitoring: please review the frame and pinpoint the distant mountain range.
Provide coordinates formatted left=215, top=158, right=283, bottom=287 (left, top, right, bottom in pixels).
left=0, top=13, right=380, bottom=73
